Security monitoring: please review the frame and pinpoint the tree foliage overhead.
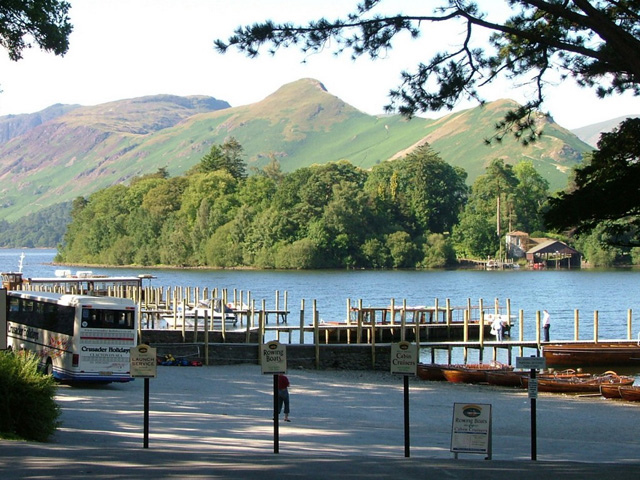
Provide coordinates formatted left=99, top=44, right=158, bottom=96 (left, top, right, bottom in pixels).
left=0, top=0, right=72, bottom=61
left=215, top=1, right=640, bottom=142
left=545, top=117, right=640, bottom=246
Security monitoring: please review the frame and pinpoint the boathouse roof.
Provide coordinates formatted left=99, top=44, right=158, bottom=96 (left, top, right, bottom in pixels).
left=527, top=239, right=579, bottom=255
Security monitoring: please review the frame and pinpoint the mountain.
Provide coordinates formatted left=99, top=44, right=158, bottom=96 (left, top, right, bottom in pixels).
left=571, top=115, right=640, bottom=147
left=0, top=78, right=592, bottom=222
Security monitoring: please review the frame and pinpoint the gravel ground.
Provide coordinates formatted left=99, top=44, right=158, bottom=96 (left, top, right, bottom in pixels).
left=1, top=364, right=639, bottom=479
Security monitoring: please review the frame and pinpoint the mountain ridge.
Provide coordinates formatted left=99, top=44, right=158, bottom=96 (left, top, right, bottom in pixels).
left=0, top=78, right=597, bottom=221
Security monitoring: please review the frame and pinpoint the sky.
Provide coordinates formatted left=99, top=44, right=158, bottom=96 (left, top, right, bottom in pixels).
left=0, top=0, right=639, bottom=129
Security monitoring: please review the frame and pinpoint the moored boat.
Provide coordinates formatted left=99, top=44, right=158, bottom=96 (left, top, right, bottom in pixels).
left=484, top=370, right=528, bottom=387
left=542, top=342, right=640, bottom=367
left=442, top=362, right=513, bottom=384
left=618, top=385, right=640, bottom=402
left=416, top=363, right=448, bottom=381
left=600, top=383, right=623, bottom=399
left=522, top=371, right=634, bottom=393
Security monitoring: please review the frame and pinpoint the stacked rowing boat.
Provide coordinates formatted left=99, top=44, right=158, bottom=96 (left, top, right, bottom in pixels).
left=417, top=362, right=639, bottom=399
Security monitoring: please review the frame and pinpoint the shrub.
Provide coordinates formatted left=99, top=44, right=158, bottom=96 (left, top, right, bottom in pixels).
left=0, top=351, right=60, bottom=441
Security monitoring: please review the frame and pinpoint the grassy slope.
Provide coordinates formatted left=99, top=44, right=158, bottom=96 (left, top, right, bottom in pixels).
left=0, top=80, right=592, bottom=221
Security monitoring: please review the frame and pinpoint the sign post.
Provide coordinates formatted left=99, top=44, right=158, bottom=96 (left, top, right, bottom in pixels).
left=261, top=340, right=287, bottom=454
left=451, top=403, right=492, bottom=459
left=516, top=355, right=546, bottom=461
left=130, top=344, right=157, bottom=448
left=391, top=341, right=418, bottom=457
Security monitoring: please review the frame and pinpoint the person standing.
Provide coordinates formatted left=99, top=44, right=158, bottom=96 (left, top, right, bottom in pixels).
left=543, top=310, right=551, bottom=342
left=491, top=315, right=504, bottom=342
left=278, top=374, right=291, bottom=422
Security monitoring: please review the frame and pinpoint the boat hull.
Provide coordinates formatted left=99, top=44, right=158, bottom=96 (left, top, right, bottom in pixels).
left=542, top=342, right=640, bottom=367
left=442, top=363, right=513, bottom=384
left=522, top=373, right=634, bottom=393
left=618, top=385, right=640, bottom=401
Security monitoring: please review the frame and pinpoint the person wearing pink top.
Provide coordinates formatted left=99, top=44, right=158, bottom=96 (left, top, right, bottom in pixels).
left=278, top=374, right=291, bottom=422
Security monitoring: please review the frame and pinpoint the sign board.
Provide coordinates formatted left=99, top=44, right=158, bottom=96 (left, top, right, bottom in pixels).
left=527, top=377, right=538, bottom=399
left=261, top=341, right=287, bottom=374
left=390, top=341, right=418, bottom=375
left=451, top=403, right=492, bottom=456
left=516, top=356, right=546, bottom=370
left=130, top=344, right=157, bottom=378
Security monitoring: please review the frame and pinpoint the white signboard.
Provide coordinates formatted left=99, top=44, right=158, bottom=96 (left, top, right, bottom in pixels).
left=451, top=403, right=492, bottom=456
left=261, top=341, right=287, bottom=374
left=528, top=377, right=539, bottom=399
left=130, top=344, right=157, bottom=378
left=516, top=356, right=546, bottom=370
left=390, top=341, right=418, bottom=375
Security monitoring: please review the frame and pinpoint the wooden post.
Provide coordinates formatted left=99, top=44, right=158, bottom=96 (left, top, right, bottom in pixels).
left=346, top=298, right=352, bottom=344
left=370, top=308, right=376, bottom=369
left=245, top=300, right=255, bottom=344
left=536, top=311, right=541, bottom=346
left=574, top=310, right=580, bottom=341
left=357, top=299, right=363, bottom=344
left=313, top=300, right=319, bottom=369
left=204, top=310, right=209, bottom=366
left=221, top=289, right=227, bottom=343
left=446, top=298, right=451, bottom=326
left=478, top=298, right=484, bottom=342
left=463, top=309, right=469, bottom=363
left=628, top=309, right=633, bottom=340
left=260, top=299, right=266, bottom=345
left=519, top=310, right=524, bottom=357
left=434, top=298, right=439, bottom=323
left=401, top=299, right=406, bottom=342
left=594, top=310, right=599, bottom=343
left=299, top=299, right=305, bottom=344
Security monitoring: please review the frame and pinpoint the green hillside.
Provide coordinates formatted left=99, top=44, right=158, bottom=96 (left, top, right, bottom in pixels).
left=0, top=79, right=592, bottom=222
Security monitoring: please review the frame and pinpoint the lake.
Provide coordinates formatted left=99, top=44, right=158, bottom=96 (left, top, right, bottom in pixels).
left=4, top=248, right=640, bottom=347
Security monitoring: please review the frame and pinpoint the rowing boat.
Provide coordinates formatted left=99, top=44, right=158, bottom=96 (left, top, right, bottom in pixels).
left=416, top=363, right=448, bottom=381
left=618, top=385, right=640, bottom=402
left=522, top=371, right=634, bottom=393
left=542, top=342, right=640, bottom=367
left=600, top=383, right=623, bottom=399
left=442, top=362, right=513, bottom=384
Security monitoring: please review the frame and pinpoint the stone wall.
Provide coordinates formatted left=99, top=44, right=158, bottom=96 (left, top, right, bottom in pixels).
left=147, top=340, right=393, bottom=371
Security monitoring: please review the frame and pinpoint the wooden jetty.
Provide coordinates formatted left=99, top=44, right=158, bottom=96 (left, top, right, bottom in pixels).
left=7, top=272, right=640, bottom=371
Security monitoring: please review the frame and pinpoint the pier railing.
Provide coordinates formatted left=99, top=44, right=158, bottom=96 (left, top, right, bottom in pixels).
left=15, top=282, right=638, bottom=365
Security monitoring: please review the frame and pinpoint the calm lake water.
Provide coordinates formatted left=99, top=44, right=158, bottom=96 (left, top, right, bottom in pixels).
left=4, top=248, right=640, bottom=347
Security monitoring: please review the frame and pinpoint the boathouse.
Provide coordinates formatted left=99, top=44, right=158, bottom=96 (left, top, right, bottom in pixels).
left=526, top=239, right=581, bottom=268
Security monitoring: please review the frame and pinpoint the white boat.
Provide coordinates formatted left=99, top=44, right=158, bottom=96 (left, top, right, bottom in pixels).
left=160, top=298, right=239, bottom=330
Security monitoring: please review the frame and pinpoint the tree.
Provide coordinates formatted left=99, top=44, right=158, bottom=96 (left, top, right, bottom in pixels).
left=545, top=118, right=640, bottom=246
left=196, top=137, right=247, bottom=179
left=0, top=1, right=72, bottom=61
left=215, top=1, right=640, bottom=142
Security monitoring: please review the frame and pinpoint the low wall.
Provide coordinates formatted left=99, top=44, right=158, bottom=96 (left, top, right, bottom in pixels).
left=148, top=340, right=393, bottom=371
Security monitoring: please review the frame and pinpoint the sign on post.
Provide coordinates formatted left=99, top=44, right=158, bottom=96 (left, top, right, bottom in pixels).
left=130, top=344, right=157, bottom=378
left=516, top=356, right=546, bottom=370
left=516, top=356, right=545, bottom=399
left=390, top=341, right=418, bottom=375
left=261, top=340, right=287, bottom=375
left=130, top=344, right=157, bottom=449
left=451, top=403, right=492, bottom=459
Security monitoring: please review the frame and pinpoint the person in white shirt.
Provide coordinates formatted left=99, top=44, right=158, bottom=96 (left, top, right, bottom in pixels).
left=543, top=310, right=551, bottom=342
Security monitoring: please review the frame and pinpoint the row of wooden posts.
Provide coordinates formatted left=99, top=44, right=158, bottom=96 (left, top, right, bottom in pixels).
left=19, top=282, right=639, bottom=357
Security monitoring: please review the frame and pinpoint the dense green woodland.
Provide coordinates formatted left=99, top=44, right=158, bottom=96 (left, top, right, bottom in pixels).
left=55, top=139, right=566, bottom=269
left=0, top=203, right=70, bottom=248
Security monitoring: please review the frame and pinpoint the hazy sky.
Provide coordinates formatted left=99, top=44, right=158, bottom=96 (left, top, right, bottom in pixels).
left=0, top=0, right=638, bottom=129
